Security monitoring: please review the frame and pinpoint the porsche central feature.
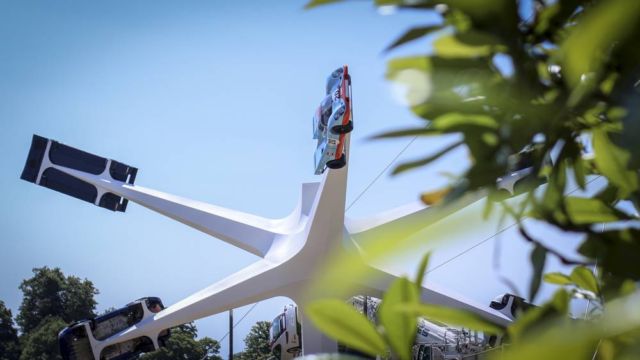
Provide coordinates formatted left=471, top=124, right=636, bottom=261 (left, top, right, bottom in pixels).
left=313, top=65, right=353, bottom=175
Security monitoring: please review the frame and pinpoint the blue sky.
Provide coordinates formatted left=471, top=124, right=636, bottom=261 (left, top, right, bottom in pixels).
left=0, top=0, right=592, bottom=357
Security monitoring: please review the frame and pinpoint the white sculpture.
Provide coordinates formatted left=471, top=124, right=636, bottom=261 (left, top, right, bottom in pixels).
left=23, top=134, right=510, bottom=356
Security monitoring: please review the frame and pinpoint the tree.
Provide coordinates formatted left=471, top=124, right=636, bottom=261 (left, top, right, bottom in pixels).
left=304, top=1, right=640, bottom=359
left=139, top=323, right=222, bottom=360
left=240, top=321, right=272, bottom=360
left=17, top=267, right=98, bottom=334
left=0, top=301, right=20, bottom=360
left=18, top=316, right=66, bottom=360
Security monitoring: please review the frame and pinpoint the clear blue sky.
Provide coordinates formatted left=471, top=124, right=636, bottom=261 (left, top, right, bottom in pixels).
left=0, top=1, right=592, bottom=357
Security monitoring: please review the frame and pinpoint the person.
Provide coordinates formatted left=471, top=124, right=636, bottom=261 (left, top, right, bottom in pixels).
left=149, top=303, right=163, bottom=313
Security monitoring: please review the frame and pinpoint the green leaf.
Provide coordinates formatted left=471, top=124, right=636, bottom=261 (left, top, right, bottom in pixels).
left=379, top=277, right=419, bottom=360
left=578, top=229, right=640, bottom=280
left=560, top=0, right=640, bottom=89
left=529, top=244, right=547, bottom=302
left=570, top=266, right=598, bottom=294
left=592, top=129, right=638, bottom=197
left=385, top=26, right=443, bottom=52
left=397, top=304, right=504, bottom=334
left=386, top=56, right=498, bottom=120
left=386, top=56, right=431, bottom=78
left=433, top=32, right=505, bottom=59
left=501, top=291, right=640, bottom=360
left=507, top=289, right=570, bottom=343
left=306, top=299, right=387, bottom=357
left=372, top=127, right=438, bottom=139
left=572, top=159, right=587, bottom=190
left=415, top=252, right=431, bottom=288
left=393, top=141, right=462, bottom=175
left=543, top=272, right=573, bottom=286
left=565, top=196, right=625, bottom=224
left=304, top=0, right=345, bottom=9
left=296, top=355, right=371, bottom=360
left=431, top=113, right=499, bottom=132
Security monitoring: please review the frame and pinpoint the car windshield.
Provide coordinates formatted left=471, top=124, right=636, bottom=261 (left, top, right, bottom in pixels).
left=270, top=314, right=284, bottom=342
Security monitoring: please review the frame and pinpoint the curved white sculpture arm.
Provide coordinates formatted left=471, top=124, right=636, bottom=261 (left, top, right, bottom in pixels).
left=52, top=165, right=303, bottom=257
left=345, top=191, right=487, bottom=244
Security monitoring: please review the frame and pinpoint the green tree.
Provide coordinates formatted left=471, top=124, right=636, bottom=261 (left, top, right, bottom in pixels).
left=304, top=1, right=640, bottom=359
left=240, top=321, right=272, bottom=360
left=18, top=316, right=66, bottom=360
left=139, top=323, right=222, bottom=360
left=17, top=267, right=98, bottom=334
left=0, top=301, right=20, bottom=360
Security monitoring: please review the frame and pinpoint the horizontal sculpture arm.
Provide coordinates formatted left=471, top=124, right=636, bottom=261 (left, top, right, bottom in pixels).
left=345, top=191, right=487, bottom=244
left=57, top=164, right=286, bottom=257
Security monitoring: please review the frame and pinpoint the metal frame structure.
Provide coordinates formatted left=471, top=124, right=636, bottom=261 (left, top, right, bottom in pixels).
left=21, top=132, right=510, bottom=357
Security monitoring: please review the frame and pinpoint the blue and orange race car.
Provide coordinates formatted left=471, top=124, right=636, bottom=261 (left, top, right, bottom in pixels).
left=313, top=65, right=353, bottom=175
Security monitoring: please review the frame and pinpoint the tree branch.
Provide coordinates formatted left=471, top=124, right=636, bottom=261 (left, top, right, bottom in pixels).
left=518, top=226, right=594, bottom=266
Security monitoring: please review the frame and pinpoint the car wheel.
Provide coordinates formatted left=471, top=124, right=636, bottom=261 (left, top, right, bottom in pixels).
left=330, top=121, right=353, bottom=134
left=326, top=154, right=346, bottom=169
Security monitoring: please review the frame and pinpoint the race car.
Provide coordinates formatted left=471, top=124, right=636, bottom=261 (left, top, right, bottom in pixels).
left=496, top=145, right=549, bottom=197
left=489, top=293, right=534, bottom=321
left=58, top=297, right=170, bottom=360
left=313, top=65, right=353, bottom=175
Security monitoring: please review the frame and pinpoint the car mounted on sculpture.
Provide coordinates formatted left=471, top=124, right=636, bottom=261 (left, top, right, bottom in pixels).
left=59, top=297, right=170, bottom=360
left=21, top=134, right=137, bottom=212
left=495, top=145, right=550, bottom=197
left=489, top=293, right=534, bottom=321
left=313, top=65, right=353, bottom=175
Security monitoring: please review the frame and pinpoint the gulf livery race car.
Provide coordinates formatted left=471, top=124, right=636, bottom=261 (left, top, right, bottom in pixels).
left=313, top=65, right=353, bottom=175
left=58, top=297, right=170, bottom=360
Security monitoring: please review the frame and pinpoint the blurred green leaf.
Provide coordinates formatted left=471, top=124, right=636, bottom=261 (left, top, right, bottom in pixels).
left=414, top=252, right=431, bottom=288
left=431, top=112, right=499, bottom=131
left=420, top=187, right=452, bottom=206
left=565, top=197, right=626, bottom=225
left=579, top=229, right=640, bottom=280
left=398, top=303, right=504, bottom=334
left=507, top=289, right=570, bottom=343
left=570, top=266, right=599, bottom=294
left=573, top=160, right=587, bottom=190
left=379, top=277, right=419, bottom=360
left=297, top=355, right=369, bottom=360
left=373, top=127, right=437, bottom=139
left=306, top=299, right=387, bottom=357
left=544, top=272, right=573, bottom=286
left=385, top=25, right=443, bottom=52
left=304, top=0, right=345, bottom=9
left=433, top=32, right=505, bottom=58
left=529, top=244, right=547, bottom=302
left=387, top=56, right=431, bottom=77
left=393, top=141, right=462, bottom=175
left=386, top=56, right=499, bottom=119
left=592, top=129, right=638, bottom=197
left=499, top=292, right=640, bottom=360
left=560, top=0, right=640, bottom=90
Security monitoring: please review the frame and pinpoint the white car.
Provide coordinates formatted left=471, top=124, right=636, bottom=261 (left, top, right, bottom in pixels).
left=58, top=297, right=169, bottom=360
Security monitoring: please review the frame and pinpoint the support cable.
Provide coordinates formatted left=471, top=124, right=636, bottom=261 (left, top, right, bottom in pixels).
left=218, top=302, right=260, bottom=343
left=346, top=136, right=418, bottom=212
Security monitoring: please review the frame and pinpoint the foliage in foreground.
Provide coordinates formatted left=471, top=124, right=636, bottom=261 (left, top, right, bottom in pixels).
left=304, top=0, right=640, bottom=359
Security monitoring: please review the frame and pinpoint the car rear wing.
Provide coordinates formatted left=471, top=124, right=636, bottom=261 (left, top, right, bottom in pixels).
left=20, top=134, right=138, bottom=212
